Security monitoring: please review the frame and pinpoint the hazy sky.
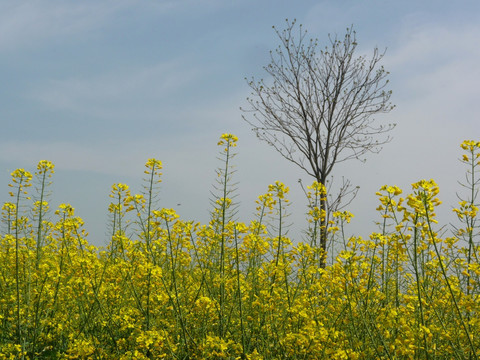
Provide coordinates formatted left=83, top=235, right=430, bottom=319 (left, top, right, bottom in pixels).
left=1, top=0, right=479, bottom=246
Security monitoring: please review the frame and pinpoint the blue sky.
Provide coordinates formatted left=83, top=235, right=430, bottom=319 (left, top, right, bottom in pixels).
left=1, top=0, right=479, bottom=245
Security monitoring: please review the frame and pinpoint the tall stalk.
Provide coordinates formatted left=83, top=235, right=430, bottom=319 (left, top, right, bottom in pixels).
left=233, top=226, right=246, bottom=355
left=210, top=134, right=238, bottom=338
left=9, top=169, right=32, bottom=357
left=165, top=213, right=189, bottom=351
left=219, top=147, right=229, bottom=339
left=33, top=161, right=54, bottom=269
left=142, top=159, right=163, bottom=265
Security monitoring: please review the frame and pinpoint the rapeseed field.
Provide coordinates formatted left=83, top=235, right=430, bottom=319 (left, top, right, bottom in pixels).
left=0, top=135, right=479, bottom=359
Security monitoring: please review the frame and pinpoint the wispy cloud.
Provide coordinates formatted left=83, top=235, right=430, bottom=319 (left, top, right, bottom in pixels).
left=0, top=0, right=227, bottom=52
left=0, top=139, right=147, bottom=176
left=0, top=122, right=233, bottom=178
left=0, top=1, right=128, bottom=51
left=385, top=20, right=480, bottom=125
left=29, top=59, right=200, bottom=121
left=387, top=20, right=480, bottom=70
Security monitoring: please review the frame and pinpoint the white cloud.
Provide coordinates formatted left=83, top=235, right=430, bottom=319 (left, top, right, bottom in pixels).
left=0, top=0, right=234, bottom=52
left=387, top=21, right=480, bottom=71
left=385, top=20, right=480, bottom=128
left=0, top=1, right=128, bottom=51
left=0, top=140, right=144, bottom=176
left=0, top=129, right=228, bottom=179
left=29, top=60, right=200, bottom=120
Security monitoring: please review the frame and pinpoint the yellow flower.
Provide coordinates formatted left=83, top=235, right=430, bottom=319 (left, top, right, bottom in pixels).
left=36, top=159, right=55, bottom=174
left=217, top=133, right=238, bottom=151
left=307, top=181, right=327, bottom=197
left=145, top=158, right=163, bottom=170
left=333, top=210, right=354, bottom=223
left=154, top=208, right=180, bottom=222
left=460, top=139, right=480, bottom=151
left=268, top=181, right=289, bottom=200
left=9, top=169, right=33, bottom=191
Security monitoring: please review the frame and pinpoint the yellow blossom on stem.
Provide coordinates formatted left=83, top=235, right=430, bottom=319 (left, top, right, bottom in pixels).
left=268, top=181, right=289, bottom=200
left=217, top=133, right=238, bottom=147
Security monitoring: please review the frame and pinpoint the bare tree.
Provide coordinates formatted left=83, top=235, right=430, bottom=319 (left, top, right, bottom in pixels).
left=241, top=20, right=395, bottom=263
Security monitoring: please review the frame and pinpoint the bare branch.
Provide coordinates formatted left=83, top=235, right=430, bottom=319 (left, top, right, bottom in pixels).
left=242, top=21, right=394, bottom=186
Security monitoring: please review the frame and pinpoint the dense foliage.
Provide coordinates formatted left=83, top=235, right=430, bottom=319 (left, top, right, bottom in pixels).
left=0, top=135, right=479, bottom=359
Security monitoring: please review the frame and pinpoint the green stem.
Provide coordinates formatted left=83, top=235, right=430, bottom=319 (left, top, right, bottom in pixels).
left=234, top=226, right=246, bottom=355
left=219, top=141, right=230, bottom=338
left=423, top=193, right=477, bottom=359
